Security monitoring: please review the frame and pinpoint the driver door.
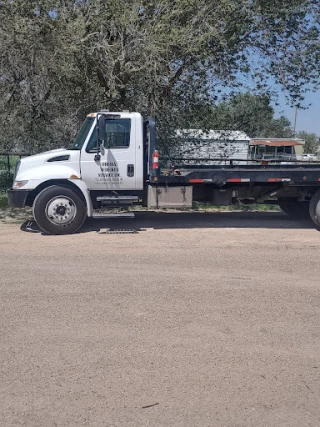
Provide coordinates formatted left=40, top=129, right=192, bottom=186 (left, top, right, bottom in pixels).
left=80, top=114, right=137, bottom=191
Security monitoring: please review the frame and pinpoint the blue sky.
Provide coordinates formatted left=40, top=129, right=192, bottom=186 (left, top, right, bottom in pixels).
left=275, top=90, right=320, bottom=136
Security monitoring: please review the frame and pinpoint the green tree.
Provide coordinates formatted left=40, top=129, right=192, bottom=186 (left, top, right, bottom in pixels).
left=297, top=131, right=320, bottom=154
left=199, top=93, right=294, bottom=138
left=0, top=0, right=319, bottom=152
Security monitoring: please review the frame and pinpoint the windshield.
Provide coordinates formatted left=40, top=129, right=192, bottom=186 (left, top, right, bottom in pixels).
left=70, top=117, right=95, bottom=150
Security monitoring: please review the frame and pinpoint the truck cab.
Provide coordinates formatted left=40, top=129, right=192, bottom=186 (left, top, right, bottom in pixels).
left=8, top=112, right=153, bottom=234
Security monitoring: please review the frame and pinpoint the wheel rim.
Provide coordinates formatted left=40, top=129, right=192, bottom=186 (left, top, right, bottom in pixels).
left=45, top=196, right=77, bottom=226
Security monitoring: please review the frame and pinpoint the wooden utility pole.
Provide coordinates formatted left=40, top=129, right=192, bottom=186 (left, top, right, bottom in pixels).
left=293, top=107, right=298, bottom=136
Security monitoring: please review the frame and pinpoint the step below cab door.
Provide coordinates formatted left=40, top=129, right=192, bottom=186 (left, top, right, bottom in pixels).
left=80, top=112, right=143, bottom=191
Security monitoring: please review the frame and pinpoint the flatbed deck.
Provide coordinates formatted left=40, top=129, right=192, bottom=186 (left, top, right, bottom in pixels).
left=152, top=163, right=320, bottom=185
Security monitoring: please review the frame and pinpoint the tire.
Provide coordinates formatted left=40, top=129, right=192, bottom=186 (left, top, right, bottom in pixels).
left=278, top=199, right=310, bottom=220
left=33, top=185, right=87, bottom=235
left=309, top=190, right=320, bottom=228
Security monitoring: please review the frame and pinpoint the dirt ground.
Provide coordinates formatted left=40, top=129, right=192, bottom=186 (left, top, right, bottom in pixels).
left=1, top=211, right=320, bottom=427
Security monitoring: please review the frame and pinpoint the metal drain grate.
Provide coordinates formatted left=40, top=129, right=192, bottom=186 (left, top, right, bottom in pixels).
left=92, top=212, right=135, bottom=219
left=99, top=229, right=138, bottom=234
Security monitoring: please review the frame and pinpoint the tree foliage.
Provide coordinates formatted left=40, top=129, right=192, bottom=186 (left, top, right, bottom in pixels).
left=0, top=0, right=319, bottom=152
left=297, top=130, right=320, bottom=154
left=185, top=93, right=294, bottom=137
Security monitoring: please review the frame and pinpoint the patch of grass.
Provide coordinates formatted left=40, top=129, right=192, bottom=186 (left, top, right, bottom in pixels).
left=0, top=155, right=20, bottom=170
left=131, top=202, right=281, bottom=212
left=0, top=172, right=14, bottom=192
left=192, top=202, right=281, bottom=212
left=0, top=194, right=9, bottom=209
left=0, top=194, right=33, bottom=223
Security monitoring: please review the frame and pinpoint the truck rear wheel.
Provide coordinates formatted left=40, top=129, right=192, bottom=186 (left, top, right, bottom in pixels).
left=33, top=185, right=87, bottom=235
left=278, top=199, right=310, bottom=220
left=309, top=190, right=320, bottom=229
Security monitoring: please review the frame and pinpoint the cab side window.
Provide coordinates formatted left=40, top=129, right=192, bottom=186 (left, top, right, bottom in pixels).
left=86, top=119, right=131, bottom=152
left=105, top=119, right=131, bottom=148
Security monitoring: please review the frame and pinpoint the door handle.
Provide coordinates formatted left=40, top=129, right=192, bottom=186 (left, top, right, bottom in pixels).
left=127, top=164, right=134, bottom=177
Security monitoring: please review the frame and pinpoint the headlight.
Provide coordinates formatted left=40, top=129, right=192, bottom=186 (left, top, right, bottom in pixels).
left=13, top=180, right=28, bottom=189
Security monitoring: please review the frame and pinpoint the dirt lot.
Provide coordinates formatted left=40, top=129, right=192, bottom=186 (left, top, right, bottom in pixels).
left=1, top=211, right=320, bottom=427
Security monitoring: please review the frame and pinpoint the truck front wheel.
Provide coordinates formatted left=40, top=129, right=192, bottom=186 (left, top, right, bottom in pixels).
left=309, top=190, right=320, bottom=229
left=278, top=199, right=310, bottom=220
left=33, top=185, right=87, bottom=235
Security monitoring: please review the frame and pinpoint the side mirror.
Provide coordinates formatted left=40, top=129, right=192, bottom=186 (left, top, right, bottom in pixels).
left=97, top=115, right=106, bottom=143
left=95, top=114, right=106, bottom=160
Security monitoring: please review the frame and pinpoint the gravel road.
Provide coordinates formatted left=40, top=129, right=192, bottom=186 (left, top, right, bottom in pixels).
left=1, top=211, right=320, bottom=427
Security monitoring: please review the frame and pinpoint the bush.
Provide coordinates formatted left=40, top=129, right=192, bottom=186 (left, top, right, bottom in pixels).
left=0, top=172, right=13, bottom=193
left=0, top=194, right=9, bottom=208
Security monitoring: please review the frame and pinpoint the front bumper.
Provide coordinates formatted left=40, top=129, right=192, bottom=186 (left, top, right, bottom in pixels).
left=7, top=189, right=30, bottom=208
